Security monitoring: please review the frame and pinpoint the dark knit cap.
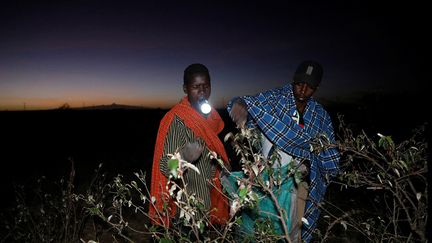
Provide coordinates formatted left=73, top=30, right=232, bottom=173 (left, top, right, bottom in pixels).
left=293, top=60, right=323, bottom=88
left=183, top=63, right=210, bottom=85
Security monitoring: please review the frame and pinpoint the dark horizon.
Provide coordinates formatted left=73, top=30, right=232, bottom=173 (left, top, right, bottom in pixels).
left=0, top=87, right=426, bottom=112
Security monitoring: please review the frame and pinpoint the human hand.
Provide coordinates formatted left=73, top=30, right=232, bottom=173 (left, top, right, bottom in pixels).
left=229, top=99, right=248, bottom=128
left=298, top=160, right=310, bottom=179
left=298, top=163, right=309, bottom=176
left=181, top=140, right=204, bottom=163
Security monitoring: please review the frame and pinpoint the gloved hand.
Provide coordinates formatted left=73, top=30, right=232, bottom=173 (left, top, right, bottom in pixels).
left=229, top=99, right=248, bottom=128
left=180, top=140, right=204, bottom=163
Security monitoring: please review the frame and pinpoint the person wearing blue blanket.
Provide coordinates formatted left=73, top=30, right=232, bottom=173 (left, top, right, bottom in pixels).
left=226, top=60, right=340, bottom=242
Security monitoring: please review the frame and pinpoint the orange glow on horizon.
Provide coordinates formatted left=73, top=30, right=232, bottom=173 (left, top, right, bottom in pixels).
left=0, top=96, right=229, bottom=111
left=0, top=97, right=175, bottom=110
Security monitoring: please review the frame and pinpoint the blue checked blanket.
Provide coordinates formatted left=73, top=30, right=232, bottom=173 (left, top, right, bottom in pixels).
left=227, top=84, right=340, bottom=242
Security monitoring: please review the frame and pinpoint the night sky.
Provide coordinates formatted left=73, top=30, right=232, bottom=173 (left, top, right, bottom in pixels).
left=0, top=1, right=427, bottom=110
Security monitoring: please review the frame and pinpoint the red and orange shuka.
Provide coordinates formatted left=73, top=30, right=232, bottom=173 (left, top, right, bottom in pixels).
left=149, top=97, right=229, bottom=226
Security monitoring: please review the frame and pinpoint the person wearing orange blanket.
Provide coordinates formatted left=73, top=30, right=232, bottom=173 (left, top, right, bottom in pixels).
left=149, top=63, right=230, bottom=229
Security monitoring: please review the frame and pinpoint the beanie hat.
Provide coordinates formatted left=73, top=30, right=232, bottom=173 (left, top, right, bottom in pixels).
left=293, top=60, right=323, bottom=88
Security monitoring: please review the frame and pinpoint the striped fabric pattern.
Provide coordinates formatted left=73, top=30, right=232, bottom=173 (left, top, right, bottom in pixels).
left=159, top=116, right=216, bottom=212
left=149, top=96, right=229, bottom=226
left=228, top=84, right=340, bottom=242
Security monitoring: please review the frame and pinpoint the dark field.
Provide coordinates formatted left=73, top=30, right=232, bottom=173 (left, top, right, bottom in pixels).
left=0, top=109, right=163, bottom=208
left=0, top=94, right=429, bottom=241
left=0, top=107, right=244, bottom=211
left=0, top=94, right=429, bottom=209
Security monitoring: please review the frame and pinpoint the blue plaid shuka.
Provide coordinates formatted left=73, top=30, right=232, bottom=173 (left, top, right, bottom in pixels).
left=227, top=84, right=340, bottom=242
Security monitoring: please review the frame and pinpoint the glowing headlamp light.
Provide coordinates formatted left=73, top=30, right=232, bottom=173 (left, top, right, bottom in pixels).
left=198, top=97, right=211, bottom=115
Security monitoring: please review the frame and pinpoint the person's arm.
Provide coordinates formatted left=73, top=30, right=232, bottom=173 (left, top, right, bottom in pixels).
left=314, top=112, right=340, bottom=176
left=227, top=86, right=313, bottom=158
left=243, top=95, right=313, bottom=158
left=227, top=97, right=253, bottom=128
left=227, top=87, right=282, bottom=128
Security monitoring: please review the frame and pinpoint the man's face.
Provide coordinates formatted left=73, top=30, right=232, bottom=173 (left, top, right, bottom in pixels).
left=292, top=82, right=316, bottom=103
left=183, top=74, right=211, bottom=112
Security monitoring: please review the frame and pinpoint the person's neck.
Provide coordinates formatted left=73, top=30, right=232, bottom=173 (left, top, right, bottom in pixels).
left=295, top=100, right=307, bottom=114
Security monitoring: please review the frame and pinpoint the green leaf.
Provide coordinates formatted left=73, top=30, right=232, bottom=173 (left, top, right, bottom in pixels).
left=239, top=188, right=247, bottom=199
left=378, top=135, right=394, bottom=150
left=168, top=159, right=179, bottom=178
left=160, top=238, right=174, bottom=243
left=199, top=221, right=205, bottom=234
left=399, top=160, right=408, bottom=170
left=88, top=207, right=100, bottom=216
left=236, top=217, right=243, bottom=225
left=168, top=158, right=179, bottom=171
left=251, top=192, right=259, bottom=202
left=148, top=225, right=158, bottom=232
left=378, top=137, right=385, bottom=148
left=386, top=136, right=394, bottom=148
left=294, top=171, right=302, bottom=185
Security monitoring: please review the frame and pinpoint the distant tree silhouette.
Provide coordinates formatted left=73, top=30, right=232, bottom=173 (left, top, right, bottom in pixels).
left=58, top=103, right=70, bottom=110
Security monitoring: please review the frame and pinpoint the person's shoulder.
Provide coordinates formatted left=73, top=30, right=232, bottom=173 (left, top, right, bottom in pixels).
left=172, top=114, right=186, bottom=125
left=313, top=100, right=325, bottom=110
left=160, top=108, right=185, bottom=126
left=263, top=84, right=290, bottom=96
left=311, top=99, right=330, bottom=116
left=279, top=84, right=292, bottom=93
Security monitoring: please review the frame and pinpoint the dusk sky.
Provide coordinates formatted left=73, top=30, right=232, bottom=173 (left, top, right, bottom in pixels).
left=0, top=1, right=426, bottom=110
